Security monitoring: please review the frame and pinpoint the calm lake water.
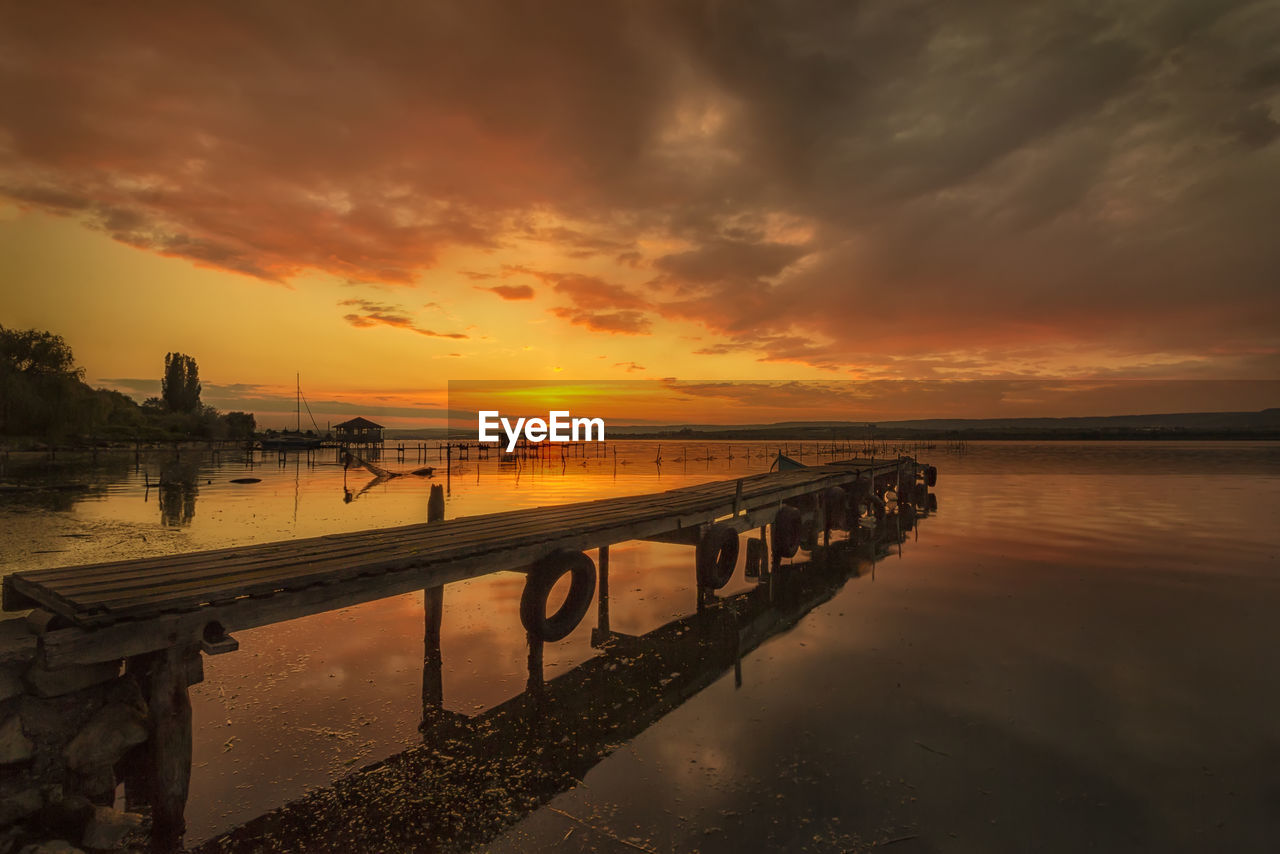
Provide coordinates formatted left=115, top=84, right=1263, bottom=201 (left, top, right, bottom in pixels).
left=3, top=440, right=1279, bottom=852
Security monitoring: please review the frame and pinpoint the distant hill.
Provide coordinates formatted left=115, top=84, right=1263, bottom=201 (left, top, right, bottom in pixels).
left=387, top=411, right=1280, bottom=442
left=606, top=409, right=1280, bottom=440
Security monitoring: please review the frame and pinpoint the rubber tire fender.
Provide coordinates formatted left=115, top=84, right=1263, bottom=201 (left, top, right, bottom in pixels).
left=520, top=549, right=597, bottom=642
left=925, top=465, right=938, bottom=487
left=772, top=504, right=803, bottom=560
left=697, top=523, right=740, bottom=589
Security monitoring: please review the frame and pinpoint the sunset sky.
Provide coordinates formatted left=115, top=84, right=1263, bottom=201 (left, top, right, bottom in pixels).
left=1, top=1, right=1277, bottom=427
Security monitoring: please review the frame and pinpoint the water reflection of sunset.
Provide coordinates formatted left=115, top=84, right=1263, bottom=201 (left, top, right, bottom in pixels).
left=6, top=441, right=1276, bottom=847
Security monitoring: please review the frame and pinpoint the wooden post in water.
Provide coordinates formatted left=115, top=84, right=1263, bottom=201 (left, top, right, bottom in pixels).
left=144, top=644, right=196, bottom=853
left=596, top=545, right=610, bottom=636
left=526, top=632, right=545, bottom=696
left=422, top=484, right=446, bottom=727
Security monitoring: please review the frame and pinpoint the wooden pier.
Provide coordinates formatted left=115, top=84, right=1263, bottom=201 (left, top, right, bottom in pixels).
left=0, top=455, right=935, bottom=852
left=5, top=457, right=930, bottom=666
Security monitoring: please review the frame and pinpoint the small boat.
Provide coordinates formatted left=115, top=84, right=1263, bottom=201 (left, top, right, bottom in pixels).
left=774, top=452, right=806, bottom=471
left=260, top=433, right=323, bottom=451
left=260, top=374, right=325, bottom=451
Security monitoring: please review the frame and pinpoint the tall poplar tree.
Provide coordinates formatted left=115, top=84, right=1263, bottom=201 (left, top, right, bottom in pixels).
left=162, top=352, right=201, bottom=413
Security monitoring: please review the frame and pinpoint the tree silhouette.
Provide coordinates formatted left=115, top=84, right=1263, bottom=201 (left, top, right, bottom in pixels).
left=162, top=352, right=201, bottom=413
left=1, top=326, right=82, bottom=378
left=0, top=325, right=85, bottom=435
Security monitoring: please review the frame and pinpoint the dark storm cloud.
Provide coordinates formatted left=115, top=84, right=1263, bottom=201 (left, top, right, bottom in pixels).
left=654, top=239, right=811, bottom=285
left=0, top=0, right=1276, bottom=374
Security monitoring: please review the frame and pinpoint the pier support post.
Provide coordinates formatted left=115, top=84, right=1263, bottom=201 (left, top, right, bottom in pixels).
left=422, top=484, right=446, bottom=728
left=596, top=545, right=610, bottom=635
left=427, top=483, right=445, bottom=524
left=143, top=644, right=196, bottom=853
left=421, top=586, right=444, bottom=723
left=526, top=632, right=545, bottom=696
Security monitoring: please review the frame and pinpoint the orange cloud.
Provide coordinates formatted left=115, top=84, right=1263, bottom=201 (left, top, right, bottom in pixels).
left=550, top=308, right=653, bottom=335
left=339, top=299, right=467, bottom=339
left=1, top=1, right=1277, bottom=380
left=478, top=284, right=535, bottom=300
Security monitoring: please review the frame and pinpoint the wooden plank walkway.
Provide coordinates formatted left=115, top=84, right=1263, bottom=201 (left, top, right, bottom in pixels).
left=4, top=457, right=914, bottom=667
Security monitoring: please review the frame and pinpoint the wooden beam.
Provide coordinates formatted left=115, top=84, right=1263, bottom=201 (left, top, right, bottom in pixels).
left=145, top=644, right=195, bottom=853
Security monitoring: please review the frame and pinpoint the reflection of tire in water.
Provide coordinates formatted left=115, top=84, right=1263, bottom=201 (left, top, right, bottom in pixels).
left=772, top=505, right=803, bottom=560
left=744, top=536, right=767, bottom=578
left=822, top=487, right=848, bottom=531
left=927, top=492, right=939, bottom=512
left=520, top=549, right=597, bottom=642
left=697, top=523, right=740, bottom=589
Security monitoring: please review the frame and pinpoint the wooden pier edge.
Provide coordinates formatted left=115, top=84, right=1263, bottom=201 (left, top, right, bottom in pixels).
left=10, top=457, right=928, bottom=669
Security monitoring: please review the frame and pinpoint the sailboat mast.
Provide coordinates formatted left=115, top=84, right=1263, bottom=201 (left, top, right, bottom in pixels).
left=296, top=373, right=301, bottom=433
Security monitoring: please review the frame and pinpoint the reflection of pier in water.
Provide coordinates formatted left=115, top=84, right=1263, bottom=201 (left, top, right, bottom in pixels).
left=199, top=518, right=928, bottom=852
left=1, top=457, right=937, bottom=852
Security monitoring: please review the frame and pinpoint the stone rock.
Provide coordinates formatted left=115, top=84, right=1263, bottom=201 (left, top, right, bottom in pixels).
left=0, top=665, right=22, bottom=703
left=0, top=714, right=34, bottom=765
left=18, top=695, right=102, bottom=744
left=17, top=841, right=84, bottom=854
left=80, top=807, right=143, bottom=850
left=36, top=794, right=94, bottom=841
left=1, top=825, right=25, bottom=854
left=24, top=662, right=120, bottom=700
left=62, top=704, right=147, bottom=772
left=68, top=765, right=116, bottom=808
left=101, top=676, right=144, bottom=716
left=0, top=787, right=43, bottom=825
left=0, top=617, right=37, bottom=668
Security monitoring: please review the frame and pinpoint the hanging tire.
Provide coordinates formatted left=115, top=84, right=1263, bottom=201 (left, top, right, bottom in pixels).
left=520, top=549, right=596, bottom=642
left=697, top=523, right=740, bottom=589
left=822, top=487, right=848, bottom=530
left=925, top=465, right=938, bottom=487
left=927, top=492, right=938, bottom=512
left=772, top=505, right=803, bottom=560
